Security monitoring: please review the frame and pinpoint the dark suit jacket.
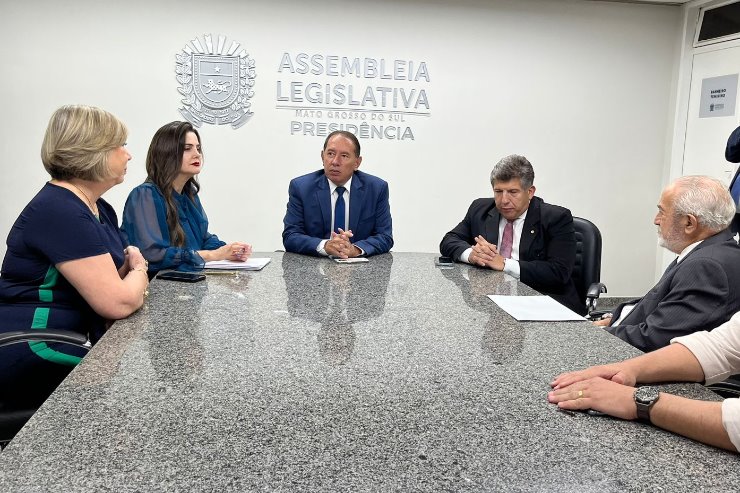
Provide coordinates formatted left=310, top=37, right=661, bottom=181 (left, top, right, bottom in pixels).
left=607, top=229, right=740, bottom=352
left=439, top=196, right=583, bottom=314
left=728, top=167, right=739, bottom=234
left=724, top=126, right=740, bottom=233
left=282, top=170, right=393, bottom=256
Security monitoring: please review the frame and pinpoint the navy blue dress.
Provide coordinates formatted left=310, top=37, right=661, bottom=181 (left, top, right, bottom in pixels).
left=0, top=182, right=125, bottom=407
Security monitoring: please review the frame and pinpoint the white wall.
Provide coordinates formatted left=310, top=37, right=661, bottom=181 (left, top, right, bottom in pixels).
left=663, top=0, right=740, bottom=277
left=0, top=0, right=681, bottom=296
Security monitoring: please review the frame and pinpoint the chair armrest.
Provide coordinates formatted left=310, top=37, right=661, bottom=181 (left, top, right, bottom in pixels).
left=585, top=282, right=607, bottom=313
left=586, top=282, right=607, bottom=300
left=587, top=310, right=612, bottom=322
left=0, top=330, right=90, bottom=349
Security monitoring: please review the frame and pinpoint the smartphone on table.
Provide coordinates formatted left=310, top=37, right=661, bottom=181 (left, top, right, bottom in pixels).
left=156, top=271, right=206, bottom=283
left=435, top=256, right=454, bottom=267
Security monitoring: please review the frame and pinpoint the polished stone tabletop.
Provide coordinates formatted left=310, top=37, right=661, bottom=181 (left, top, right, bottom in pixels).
left=0, top=253, right=737, bottom=492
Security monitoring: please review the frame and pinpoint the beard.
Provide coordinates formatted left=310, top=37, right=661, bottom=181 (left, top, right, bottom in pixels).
left=657, top=225, right=684, bottom=253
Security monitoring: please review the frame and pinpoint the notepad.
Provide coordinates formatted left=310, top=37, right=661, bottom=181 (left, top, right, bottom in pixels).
left=204, top=257, right=272, bottom=271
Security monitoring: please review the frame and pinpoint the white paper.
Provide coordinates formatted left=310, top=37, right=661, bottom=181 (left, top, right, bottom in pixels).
left=487, top=295, right=586, bottom=321
left=204, top=257, right=271, bottom=271
left=333, top=257, right=369, bottom=263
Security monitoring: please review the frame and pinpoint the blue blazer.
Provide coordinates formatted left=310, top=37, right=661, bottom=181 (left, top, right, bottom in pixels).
left=282, top=170, right=393, bottom=256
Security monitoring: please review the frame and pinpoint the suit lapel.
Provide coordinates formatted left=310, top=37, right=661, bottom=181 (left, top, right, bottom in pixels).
left=316, top=174, right=332, bottom=236
left=624, top=231, right=731, bottom=324
left=485, top=205, right=501, bottom=244
left=349, top=173, right=364, bottom=233
left=518, top=198, right=540, bottom=259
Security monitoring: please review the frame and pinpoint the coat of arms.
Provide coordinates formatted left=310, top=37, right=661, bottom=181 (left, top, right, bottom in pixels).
left=176, top=34, right=256, bottom=129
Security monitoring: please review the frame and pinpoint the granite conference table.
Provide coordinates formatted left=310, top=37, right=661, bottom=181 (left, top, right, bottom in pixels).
left=0, top=253, right=737, bottom=491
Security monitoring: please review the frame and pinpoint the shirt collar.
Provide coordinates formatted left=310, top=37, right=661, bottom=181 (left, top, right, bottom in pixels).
left=328, top=176, right=352, bottom=195
left=500, top=209, right=528, bottom=225
left=677, top=239, right=703, bottom=263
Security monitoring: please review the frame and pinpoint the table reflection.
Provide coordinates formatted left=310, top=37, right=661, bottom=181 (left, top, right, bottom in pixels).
left=282, top=253, right=393, bottom=365
left=441, top=265, right=525, bottom=363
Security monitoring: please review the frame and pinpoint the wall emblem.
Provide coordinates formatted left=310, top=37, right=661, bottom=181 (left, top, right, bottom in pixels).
left=176, top=34, right=256, bottom=129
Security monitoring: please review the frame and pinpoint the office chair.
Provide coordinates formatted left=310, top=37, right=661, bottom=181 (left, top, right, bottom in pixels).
left=707, top=377, right=740, bottom=399
left=0, top=330, right=90, bottom=449
left=572, top=217, right=607, bottom=318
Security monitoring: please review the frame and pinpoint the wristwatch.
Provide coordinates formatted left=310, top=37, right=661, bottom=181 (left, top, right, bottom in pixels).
left=633, top=386, right=660, bottom=422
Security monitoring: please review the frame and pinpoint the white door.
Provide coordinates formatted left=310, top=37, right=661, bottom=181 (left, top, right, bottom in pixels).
left=683, top=44, right=740, bottom=184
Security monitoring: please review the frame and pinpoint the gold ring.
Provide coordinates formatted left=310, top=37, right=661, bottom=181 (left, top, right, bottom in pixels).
left=577, top=390, right=583, bottom=398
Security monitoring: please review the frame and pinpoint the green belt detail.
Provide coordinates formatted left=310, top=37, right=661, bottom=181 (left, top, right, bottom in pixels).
left=28, top=271, right=83, bottom=366
left=31, top=307, right=50, bottom=329
left=38, top=266, right=59, bottom=303
left=28, top=340, right=82, bottom=366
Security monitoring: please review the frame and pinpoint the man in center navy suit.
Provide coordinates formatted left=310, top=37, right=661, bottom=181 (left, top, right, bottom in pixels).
left=440, top=154, right=583, bottom=314
left=283, top=131, right=393, bottom=258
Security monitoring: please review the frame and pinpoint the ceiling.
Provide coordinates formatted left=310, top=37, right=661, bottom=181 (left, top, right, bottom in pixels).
left=592, top=0, right=692, bottom=4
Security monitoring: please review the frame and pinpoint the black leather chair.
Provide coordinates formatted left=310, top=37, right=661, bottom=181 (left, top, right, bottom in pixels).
left=0, top=330, right=90, bottom=448
left=572, top=217, right=607, bottom=317
left=707, top=377, right=740, bottom=399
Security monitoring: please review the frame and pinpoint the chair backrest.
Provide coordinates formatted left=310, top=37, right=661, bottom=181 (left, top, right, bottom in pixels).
left=572, top=216, right=602, bottom=305
left=0, top=331, right=90, bottom=448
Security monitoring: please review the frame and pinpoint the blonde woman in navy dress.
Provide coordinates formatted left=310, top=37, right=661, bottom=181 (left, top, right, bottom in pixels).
left=0, top=105, right=149, bottom=414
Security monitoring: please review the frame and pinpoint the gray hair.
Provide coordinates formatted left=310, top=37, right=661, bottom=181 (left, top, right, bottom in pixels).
left=490, top=155, right=534, bottom=189
left=672, top=175, right=735, bottom=232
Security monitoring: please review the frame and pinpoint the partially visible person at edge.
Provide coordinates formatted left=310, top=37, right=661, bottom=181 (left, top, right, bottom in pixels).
left=121, top=121, right=251, bottom=273
left=549, top=311, right=740, bottom=453
left=0, top=105, right=149, bottom=413
left=723, top=125, right=740, bottom=234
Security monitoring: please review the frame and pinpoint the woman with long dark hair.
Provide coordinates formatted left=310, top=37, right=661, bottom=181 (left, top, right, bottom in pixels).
left=121, top=121, right=251, bottom=272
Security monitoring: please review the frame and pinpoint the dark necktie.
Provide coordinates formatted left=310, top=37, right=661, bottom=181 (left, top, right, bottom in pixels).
left=334, top=186, right=346, bottom=233
left=499, top=220, right=514, bottom=259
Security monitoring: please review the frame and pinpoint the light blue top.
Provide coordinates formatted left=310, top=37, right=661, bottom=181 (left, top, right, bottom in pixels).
left=121, top=182, right=225, bottom=272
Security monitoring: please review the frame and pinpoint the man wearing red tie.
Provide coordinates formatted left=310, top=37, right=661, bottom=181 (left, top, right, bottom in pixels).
left=440, top=154, right=582, bottom=314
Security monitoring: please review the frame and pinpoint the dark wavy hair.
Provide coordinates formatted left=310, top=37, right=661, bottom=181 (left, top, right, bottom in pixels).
left=145, top=121, right=202, bottom=247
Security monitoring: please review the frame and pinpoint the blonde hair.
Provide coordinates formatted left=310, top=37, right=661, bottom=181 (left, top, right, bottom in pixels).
left=41, top=105, right=128, bottom=181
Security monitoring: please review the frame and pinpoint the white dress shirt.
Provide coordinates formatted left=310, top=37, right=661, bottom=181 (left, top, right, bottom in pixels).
left=461, top=210, right=527, bottom=279
left=317, top=177, right=352, bottom=256
left=671, top=311, right=740, bottom=451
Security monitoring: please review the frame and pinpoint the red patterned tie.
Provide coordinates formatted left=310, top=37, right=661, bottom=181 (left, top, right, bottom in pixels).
left=499, top=220, right=514, bottom=259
